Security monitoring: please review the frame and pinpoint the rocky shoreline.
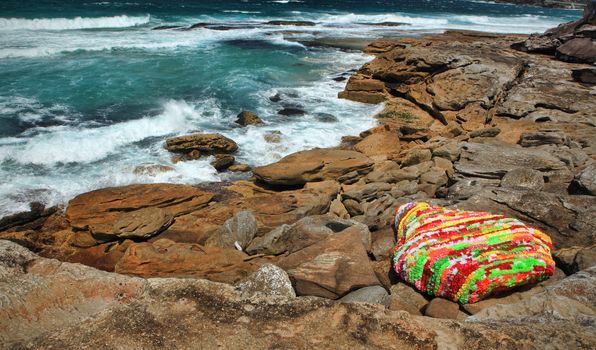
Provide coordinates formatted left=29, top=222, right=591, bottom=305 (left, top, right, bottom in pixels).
left=494, top=0, right=588, bottom=9
left=1, top=5, right=595, bottom=349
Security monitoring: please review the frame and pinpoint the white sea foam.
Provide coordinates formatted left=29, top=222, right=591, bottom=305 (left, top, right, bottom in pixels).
left=0, top=15, right=151, bottom=31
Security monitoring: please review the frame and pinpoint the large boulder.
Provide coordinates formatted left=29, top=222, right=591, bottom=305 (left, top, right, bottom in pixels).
left=277, top=229, right=381, bottom=299
left=65, top=184, right=214, bottom=240
left=253, top=149, right=373, bottom=186
left=165, top=133, right=238, bottom=154
left=556, top=37, right=596, bottom=63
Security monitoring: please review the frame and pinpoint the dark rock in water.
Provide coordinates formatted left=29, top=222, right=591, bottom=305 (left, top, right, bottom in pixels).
left=315, top=113, right=338, bottom=123
left=0, top=202, right=58, bottom=232
left=278, top=107, right=306, bottom=116
left=235, top=111, right=263, bottom=126
left=152, top=25, right=184, bottom=30
left=360, top=22, right=406, bottom=27
left=269, top=93, right=281, bottom=102
left=332, top=76, right=347, bottom=82
left=188, top=22, right=209, bottom=29
left=572, top=67, right=596, bottom=84
left=265, top=20, right=316, bottom=26
left=211, top=154, right=235, bottom=172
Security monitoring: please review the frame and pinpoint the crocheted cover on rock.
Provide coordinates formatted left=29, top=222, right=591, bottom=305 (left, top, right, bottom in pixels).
left=392, top=202, right=555, bottom=304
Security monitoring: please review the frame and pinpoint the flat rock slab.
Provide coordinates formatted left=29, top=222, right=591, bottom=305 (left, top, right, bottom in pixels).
left=253, top=149, right=373, bottom=186
left=66, top=184, right=214, bottom=237
left=115, top=238, right=259, bottom=283
left=455, top=142, right=568, bottom=180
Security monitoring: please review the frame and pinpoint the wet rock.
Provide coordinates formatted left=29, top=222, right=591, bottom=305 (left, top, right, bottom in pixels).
left=340, top=286, right=390, bottom=307
left=152, top=25, right=184, bottom=30
left=228, top=163, right=251, bottom=172
left=354, top=131, right=401, bottom=158
left=236, top=111, right=263, bottom=126
left=112, top=207, right=174, bottom=240
left=165, top=133, right=238, bottom=154
left=211, top=154, right=235, bottom=171
left=133, top=164, right=174, bottom=176
left=263, top=130, right=282, bottom=143
left=500, top=168, right=545, bottom=190
left=254, top=149, right=373, bottom=187
left=236, top=264, right=296, bottom=299
left=0, top=202, right=58, bottom=232
left=315, top=113, right=338, bottom=123
left=266, top=20, right=316, bottom=26
left=65, top=184, right=214, bottom=239
left=115, top=238, right=259, bottom=283
left=389, top=283, right=429, bottom=316
left=278, top=107, right=306, bottom=116
left=269, top=93, right=281, bottom=102
left=277, top=229, right=380, bottom=299
left=424, top=298, right=460, bottom=319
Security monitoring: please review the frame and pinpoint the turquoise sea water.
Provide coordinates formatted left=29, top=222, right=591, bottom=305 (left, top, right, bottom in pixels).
left=0, top=0, right=581, bottom=216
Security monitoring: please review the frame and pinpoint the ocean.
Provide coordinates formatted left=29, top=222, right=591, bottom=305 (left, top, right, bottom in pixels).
left=0, top=0, right=582, bottom=216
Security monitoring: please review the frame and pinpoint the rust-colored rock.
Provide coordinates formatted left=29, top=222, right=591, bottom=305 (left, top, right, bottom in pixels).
left=65, top=184, right=214, bottom=238
left=165, top=133, right=238, bottom=154
left=115, top=238, right=260, bottom=283
left=254, top=149, right=373, bottom=186
left=354, top=131, right=401, bottom=158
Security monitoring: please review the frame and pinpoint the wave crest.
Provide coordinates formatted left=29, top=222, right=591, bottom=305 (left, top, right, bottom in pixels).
left=0, top=15, right=150, bottom=31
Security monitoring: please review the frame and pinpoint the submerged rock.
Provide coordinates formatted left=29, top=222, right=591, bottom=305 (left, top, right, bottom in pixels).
left=236, top=111, right=263, bottom=126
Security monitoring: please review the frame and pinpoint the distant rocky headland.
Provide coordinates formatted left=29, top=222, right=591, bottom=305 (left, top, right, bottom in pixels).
left=495, top=0, right=588, bottom=9
left=0, top=3, right=595, bottom=349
